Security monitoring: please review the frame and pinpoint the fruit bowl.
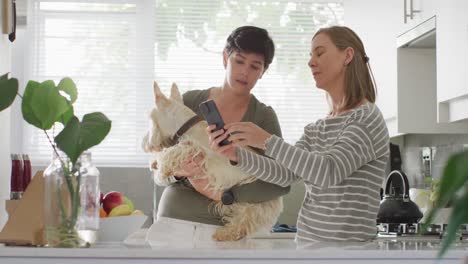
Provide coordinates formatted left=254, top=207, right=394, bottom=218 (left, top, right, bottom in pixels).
left=97, top=214, right=147, bottom=242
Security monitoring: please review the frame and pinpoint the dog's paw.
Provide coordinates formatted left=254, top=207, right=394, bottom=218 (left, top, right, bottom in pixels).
left=212, top=227, right=246, bottom=241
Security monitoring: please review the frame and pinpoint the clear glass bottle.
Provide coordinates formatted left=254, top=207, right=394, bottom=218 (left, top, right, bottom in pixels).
left=76, top=151, right=100, bottom=244
left=43, top=151, right=100, bottom=247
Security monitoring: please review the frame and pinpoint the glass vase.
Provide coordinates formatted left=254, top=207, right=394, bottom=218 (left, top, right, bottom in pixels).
left=43, top=151, right=100, bottom=248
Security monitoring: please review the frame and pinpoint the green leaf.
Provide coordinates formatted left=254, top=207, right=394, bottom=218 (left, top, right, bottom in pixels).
left=57, top=77, right=77, bottom=104
left=436, top=152, right=468, bottom=208
left=55, top=112, right=111, bottom=165
left=0, top=73, right=9, bottom=80
left=59, top=106, right=74, bottom=126
left=21, top=80, right=72, bottom=130
left=21, top=80, right=42, bottom=127
left=55, top=116, right=80, bottom=164
left=438, top=191, right=468, bottom=258
left=0, top=75, right=19, bottom=112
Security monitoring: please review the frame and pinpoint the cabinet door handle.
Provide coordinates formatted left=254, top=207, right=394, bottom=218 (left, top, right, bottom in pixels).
left=404, top=0, right=421, bottom=23
left=404, top=0, right=408, bottom=23
left=409, top=0, right=421, bottom=19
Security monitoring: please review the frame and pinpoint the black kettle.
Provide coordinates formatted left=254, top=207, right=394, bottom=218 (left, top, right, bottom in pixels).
left=376, top=143, right=423, bottom=224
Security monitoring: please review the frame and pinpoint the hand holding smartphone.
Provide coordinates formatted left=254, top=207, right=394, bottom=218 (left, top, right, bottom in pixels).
left=199, top=100, right=231, bottom=146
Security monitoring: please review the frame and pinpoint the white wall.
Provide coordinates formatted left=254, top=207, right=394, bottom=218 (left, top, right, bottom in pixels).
left=9, top=28, right=24, bottom=154
left=0, top=34, right=12, bottom=229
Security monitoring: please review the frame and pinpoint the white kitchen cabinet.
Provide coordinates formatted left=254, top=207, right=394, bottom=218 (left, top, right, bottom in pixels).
left=436, top=0, right=468, bottom=123
left=396, top=17, right=468, bottom=133
left=398, top=0, right=436, bottom=35
left=346, top=0, right=468, bottom=136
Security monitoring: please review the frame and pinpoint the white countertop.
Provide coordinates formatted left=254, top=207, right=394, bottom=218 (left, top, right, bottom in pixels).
left=0, top=233, right=467, bottom=264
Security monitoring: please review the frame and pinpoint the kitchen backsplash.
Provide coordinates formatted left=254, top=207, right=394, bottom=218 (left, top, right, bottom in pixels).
left=391, top=134, right=468, bottom=189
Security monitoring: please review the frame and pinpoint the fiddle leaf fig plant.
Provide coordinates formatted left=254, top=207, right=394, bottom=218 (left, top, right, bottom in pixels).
left=0, top=72, right=111, bottom=247
left=0, top=73, right=111, bottom=165
left=421, top=150, right=468, bottom=257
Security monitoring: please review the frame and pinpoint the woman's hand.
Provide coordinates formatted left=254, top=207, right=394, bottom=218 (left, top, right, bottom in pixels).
left=187, top=177, right=221, bottom=201
left=175, top=152, right=220, bottom=201
left=206, top=125, right=238, bottom=162
left=224, top=122, right=272, bottom=150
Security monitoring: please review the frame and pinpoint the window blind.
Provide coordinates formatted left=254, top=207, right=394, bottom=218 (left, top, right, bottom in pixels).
left=24, top=0, right=343, bottom=167
left=24, top=0, right=155, bottom=167
left=152, top=0, right=344, bottom=147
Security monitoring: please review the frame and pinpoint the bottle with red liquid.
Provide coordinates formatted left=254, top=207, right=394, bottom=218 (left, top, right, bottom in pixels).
left=10, top=154, right=24, bottom=200
left=22, top=154, right=32, bottom=192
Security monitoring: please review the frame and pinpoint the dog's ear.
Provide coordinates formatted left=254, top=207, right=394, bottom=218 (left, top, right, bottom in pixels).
left=153, top=81, right=168, bottom=105
left=170, top=83, right=183, bottom=103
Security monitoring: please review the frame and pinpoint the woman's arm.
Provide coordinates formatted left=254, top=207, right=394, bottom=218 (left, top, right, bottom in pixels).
left=225, top=106, right=290, bottom=203
left=208, top=120, right=301, bottom=188
left=235, top=147, right=301, bottom=187
left=236, top=122, right=378, bottom=188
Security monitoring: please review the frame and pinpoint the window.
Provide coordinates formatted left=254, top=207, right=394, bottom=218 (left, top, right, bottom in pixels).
left=153, top=0, right=343, bottom=145
left=24, top=0, right=155, bottom=166
left=23, top=0, right=343, bottom=167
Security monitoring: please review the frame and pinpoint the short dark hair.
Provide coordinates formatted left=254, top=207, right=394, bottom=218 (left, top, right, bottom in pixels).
left=225, top=26, right=275, bottom=69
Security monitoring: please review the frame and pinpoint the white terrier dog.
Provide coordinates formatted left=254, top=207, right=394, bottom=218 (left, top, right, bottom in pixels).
left=142, top=81, right=283, bottom=241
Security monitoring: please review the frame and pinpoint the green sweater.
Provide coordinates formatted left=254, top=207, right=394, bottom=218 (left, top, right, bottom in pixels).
left=156, top=88, right=290, bottom=225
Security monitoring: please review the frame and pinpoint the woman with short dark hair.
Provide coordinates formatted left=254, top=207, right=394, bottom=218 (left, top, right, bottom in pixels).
left=151, top=26, right=290, bottom=244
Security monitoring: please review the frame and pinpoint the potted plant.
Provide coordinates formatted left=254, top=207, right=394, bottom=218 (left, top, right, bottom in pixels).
left=0, top=73, right=111, bottom=247
left=422, top=150, right=468, bottom=257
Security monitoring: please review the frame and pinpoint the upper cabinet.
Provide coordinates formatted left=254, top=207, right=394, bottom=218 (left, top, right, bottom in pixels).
left=398, top=0, right=436, bottom=35
left=345, top=0, right=468, bottom=137
left=436, top=0, right=468, bottom=123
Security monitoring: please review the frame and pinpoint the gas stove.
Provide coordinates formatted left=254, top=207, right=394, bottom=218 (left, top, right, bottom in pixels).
left=377, top=223, right=468, bottom=240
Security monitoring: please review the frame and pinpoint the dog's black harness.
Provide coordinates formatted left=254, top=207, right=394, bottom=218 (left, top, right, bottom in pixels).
left=161, top=115, right=203, bottom=148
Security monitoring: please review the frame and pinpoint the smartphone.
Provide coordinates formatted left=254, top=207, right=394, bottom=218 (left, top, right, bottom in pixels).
left=199, top=100, right=231, bottom=146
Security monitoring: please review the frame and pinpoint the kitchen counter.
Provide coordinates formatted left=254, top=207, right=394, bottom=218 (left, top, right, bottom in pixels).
left=0, top=234, right=467, bottom=264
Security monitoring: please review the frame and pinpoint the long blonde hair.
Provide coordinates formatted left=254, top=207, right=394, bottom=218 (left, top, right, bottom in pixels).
left=313, top=26, right=376, bottom=111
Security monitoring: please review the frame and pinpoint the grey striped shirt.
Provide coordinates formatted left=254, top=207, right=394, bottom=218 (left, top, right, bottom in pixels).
left=236, top=103, right=389, bottom=242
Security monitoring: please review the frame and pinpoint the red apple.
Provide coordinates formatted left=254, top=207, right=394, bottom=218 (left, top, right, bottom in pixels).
left=102, top=191, right=124, bottom=214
